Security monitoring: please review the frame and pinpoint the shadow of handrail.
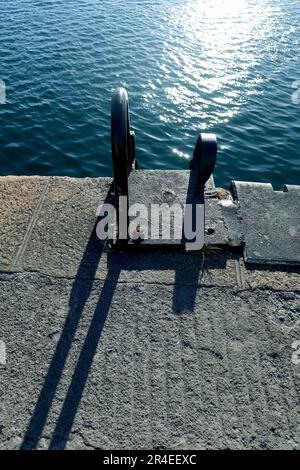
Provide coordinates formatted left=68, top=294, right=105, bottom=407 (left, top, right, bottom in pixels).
left=49, top=262, right=120, bottom=449
left=21, top=190, right=114, bottom=450
left=21, top=204, right=228, bottom=449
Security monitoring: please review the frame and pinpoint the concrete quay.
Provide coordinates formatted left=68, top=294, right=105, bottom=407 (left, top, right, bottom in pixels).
left=0, top=173, right=299, bottom=450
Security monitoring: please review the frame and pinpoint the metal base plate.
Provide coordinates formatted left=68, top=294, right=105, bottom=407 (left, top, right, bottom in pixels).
left=109, top=170, right=241, bottom=250
left=127, top=170, right=205, bottom=248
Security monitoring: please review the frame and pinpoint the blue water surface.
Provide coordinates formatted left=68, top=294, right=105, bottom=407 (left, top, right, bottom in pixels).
left=0, top=0, right=299, bottom=187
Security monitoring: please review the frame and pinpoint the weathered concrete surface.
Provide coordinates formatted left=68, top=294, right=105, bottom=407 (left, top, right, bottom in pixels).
left=128, top=170, right=241, bottom=247
left=232, top=182, right=300, bottom=265
left=0, top=176, right=299, bottom=450
left=17, top=176, right=112, bottom=276
left=0, top=269, right=299, bottom=450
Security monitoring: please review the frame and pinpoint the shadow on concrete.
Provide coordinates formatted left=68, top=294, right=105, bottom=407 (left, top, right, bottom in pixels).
left=245, top=263, right=300, bottom=274
left=21, top=225, right=227, bottom=449
left=20, top=186, right=115, bottom=450
left=48, top=250, right=227, bottom=448
left=20, top=223, right=111, bottom=450
left=104, top=250, right=222, bottom=315
left=49, top=260, right=121, bottom=449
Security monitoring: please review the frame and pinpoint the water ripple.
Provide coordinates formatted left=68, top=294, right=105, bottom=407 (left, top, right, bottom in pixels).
left=0, top=0, right=299, bottom=187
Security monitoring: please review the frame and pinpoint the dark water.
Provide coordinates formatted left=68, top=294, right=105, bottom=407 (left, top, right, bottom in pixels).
left=0, top=0, right=299, bottom=187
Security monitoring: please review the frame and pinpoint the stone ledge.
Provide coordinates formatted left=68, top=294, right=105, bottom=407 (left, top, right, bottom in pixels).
left=232, top=181, right=300, bottom=266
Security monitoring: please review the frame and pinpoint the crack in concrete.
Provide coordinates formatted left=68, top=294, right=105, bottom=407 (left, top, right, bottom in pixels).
left=0, top=269, right=299, bottom=294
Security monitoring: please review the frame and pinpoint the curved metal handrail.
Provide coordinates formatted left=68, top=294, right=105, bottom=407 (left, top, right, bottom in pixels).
left=189, top=133, right=217, bottom=190
left=111, top=87, right=137, bottom=243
